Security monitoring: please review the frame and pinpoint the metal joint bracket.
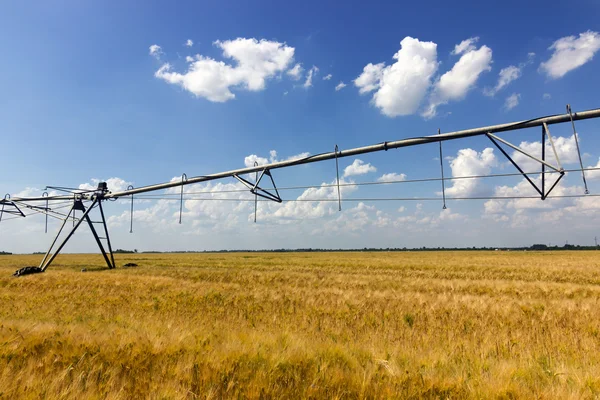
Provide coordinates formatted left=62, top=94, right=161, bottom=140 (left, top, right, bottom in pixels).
left=234, top=169, right=282, bottom=203
left=486, top=131, right=564, bottom=200
left=0, top=194, right=26, bottom=222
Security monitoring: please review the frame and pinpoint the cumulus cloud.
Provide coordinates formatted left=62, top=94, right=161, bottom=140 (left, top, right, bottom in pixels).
left=508, top=134, right=582, bottom=172
left=484, top=53, right=534, bottom=97
left=354, top=62, right=385, bottom=94
left=377, top=172, right=407, bottom=182
left=149, top=44, right=162, bottom=59
left=79, top=177, right=132, bottom=193
left=485, top=66, right=520, bottom=96
left=444, top=148, right=497, bottom=197
left=354, top=37, right=438, bottom=117
left=504, top=93, right=520, bottom=110
left=154, top=38, right=295, bottom=102
left=343, top=159, right=377, bottom=177
left=287, top=63, right=304, bottom=81
left=539, top=31, right=600, bottom=79
left=257, top=178, right=359, bottom=223
left=323, top=74, right=332, bottom=80
left=452, top=37, right=479, bottom=55
left=335, top=81, right=347, bottom=91
left=586, top=157, right=600, bottom=180
left=244, top=150, right=311, bottom=168
left=423, top=40, right=492, bottom=118
left=244, top=154, right=269, bottom=167
left=303, top=65, right=319, bottom=88
left=185, top=39, right=193, bottom=47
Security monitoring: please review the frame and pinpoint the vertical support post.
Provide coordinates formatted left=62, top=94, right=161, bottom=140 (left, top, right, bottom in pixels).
left=179, top=173, right=187, bottom=224
left=438, top=129, right=447, bottom=210
left=127, top=185, right=134, bottom=233
left=541, top=126, right=545, bottom=196
left=42, top=192, right=49, bottom=233
left=335, top=145, right=341, bottom=212
left=254, top=161, right=258, bottom=223
left=567, top=104, right=589, bottom=194
left=96, top=200, right=115, bottom=269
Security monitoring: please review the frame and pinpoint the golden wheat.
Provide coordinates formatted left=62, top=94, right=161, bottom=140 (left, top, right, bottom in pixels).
left=1, top=251, right=600, bottom=399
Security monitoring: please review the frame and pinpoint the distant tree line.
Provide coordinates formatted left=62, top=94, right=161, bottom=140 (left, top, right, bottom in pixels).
left=3, top=244, right=597, bottom=255
left=114, top=249, right=138, bottom=254
left=133, top=244, right=600, bottom=254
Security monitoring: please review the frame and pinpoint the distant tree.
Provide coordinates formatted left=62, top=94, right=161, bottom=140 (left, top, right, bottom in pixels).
left=531, top=244, right=549, bottom=250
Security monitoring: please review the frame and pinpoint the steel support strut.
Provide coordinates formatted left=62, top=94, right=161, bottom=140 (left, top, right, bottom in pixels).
left=37, top=184, right=116, bottom=273
left=486, top=126, right=565, bottom=200
left=234, top=169, right=282, bottom=203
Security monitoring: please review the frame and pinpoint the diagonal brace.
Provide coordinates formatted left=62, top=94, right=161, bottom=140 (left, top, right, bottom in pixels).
left=0, top=199, right=26, bottom=221
left=486, top=133, right=564, bottom=200
left=39, top=198, right=115, bottom=272
left=234, top=169, right=282, bottom=203
left=487, top=132, right=561, bottom=172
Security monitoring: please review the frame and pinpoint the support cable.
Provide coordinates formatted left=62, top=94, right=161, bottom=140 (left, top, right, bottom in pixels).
left=567, top=104, right=589, bottom=194
left=335, top=145, right=342, bottom=211
left=127, top=185, right=134, bottom=233
left=438, top=129, right=447, bottom=210
left=179, top=173, right=187, bottom=224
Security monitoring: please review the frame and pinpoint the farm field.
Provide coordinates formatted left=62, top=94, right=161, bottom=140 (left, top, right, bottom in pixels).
left=1, top=251, right=600, bottom=399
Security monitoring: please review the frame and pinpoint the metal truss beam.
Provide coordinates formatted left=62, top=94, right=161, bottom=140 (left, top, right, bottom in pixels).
left=0, top=197, right=25, bottom=222
left=233, top=169, right=282, bottom=203
left=5, top=107, right=600, bottom=204
left=37, top=184, right=116, bottom=273
left=486, top=123, right=566, bottom=200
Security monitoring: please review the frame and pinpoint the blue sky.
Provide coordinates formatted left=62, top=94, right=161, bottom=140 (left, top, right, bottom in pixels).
left=2, top=1, right=600, bottom=252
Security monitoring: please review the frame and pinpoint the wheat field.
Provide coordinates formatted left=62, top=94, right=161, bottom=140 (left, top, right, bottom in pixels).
left=1, top=251, right=600, bottom=399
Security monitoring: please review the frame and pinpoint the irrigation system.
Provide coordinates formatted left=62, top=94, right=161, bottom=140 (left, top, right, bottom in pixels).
left=2, top=105, right=600, bottom=276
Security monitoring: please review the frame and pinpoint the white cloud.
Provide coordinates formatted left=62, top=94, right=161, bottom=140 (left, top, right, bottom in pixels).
left=343, top=159, right=377, bottom=177
left=185, top=39, right=193, bottom=47
left=539, top=31, right=600, bottom=79
left=257, top=178, right=359, bottom=222
left=508, top=134, right=582, bottom=172
left=154, top=38, right=295, bottom=102
left=335, top=82, right=347, bottom=91
left=504, top=93, right=520, bottom=110
left=354, top=62, right=385, bottom=94
left=244, top=150, right=311, bottom=168
left=423, top=42, right=492, bottom=118
left=543, top=93, right=552, bottom=100
left=287, top=63, right=304, bottom=81
left=586, top=157, right=600, bottom=180
left=79, top=177, right=132, bottom=193
left=268, top=150, right=311, bottom=163
left=452, top=36, right=479, bottom=55
left=484, top=66, right=521, bottom=96
left=355, top=37, right=438, bottom=117
left=323, top=74, right=332, bottom=80
left=149, top=44, right=162, bottom=59
left=244, top=154, right=269, bottom=167
left=377, top=172, right=407, bottom=182
left=445, top=148, right=497, bottom=197
left=303, top=65, right=319, bottom=88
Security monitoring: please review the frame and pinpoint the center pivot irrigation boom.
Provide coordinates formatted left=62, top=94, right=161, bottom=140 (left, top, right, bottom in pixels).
left=3, top=105, right=600, bottom=276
